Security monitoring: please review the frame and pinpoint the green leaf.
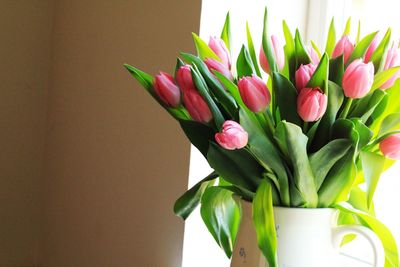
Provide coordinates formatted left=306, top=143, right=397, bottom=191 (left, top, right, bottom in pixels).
left=318, top=149, right=357, bottom=207
left=236, top=45, right=256, bottom=78
left=356, top=20, right=361, bottom=44
left=360, top=151, right=385, bottom=207
left=307, top=53, right=329, bottom=93
left=201, top=187, right=241, bottom=258
left=275, top=121, right=318, bottom=208
left=331, top=119, right=360, bottom=147
left=282, top=20, right=296, bottom=79
left=253, top=180, right=278, bottom=267
left=240, top=109, right=290, bottom=206
left=262, top=7, right=277, bottom=74
left=124, top=63, right=154, bottom=91
left=370, top=28, right=391, bottom=72
left=336, top=203, right=399, bottom=267
left=179, top=120, right=215, bottom=157
left=214, top=72, right=245, bottom=109
left=220, top=12, right=232, bottom=51
left=207, top=142, right=263, bottom=192
left=350, top=118, right=373, bottom=149
left=192, top=33, right=220, bottom=62
left=310, top=139, right=352, bottom=190
left=329, top=55, right=344, bottom=85
left=294, top=29, right=311, bottom=68
left=372, top=66, right=400, bottom=90
left=379, top=112, right=400, bottom=136
left=342, top=17, right=351, bottom=37
left=272, top=73, right=302, bottom=125
left=325, top=18, right=336, bottom=57
left=311, top=41, right=322, bottom=59
left=246, top=22, right=262, bottom=78
left=348, top=31, right=378, bottom=63
left=190, top=65, right=225, bottom=129
left=350, top=90, right=387, bottom=123
left=174, top=172, right=218, bottom=219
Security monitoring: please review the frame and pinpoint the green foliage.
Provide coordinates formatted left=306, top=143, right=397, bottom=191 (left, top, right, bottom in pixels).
left=246, top=22, right=262, bottom=78
left=220, top=12, right=232, bottom=51
left=236, top=45, right=256, bottom=78
left=325, top=18, right=336, bottom=57
left=192, top=33, right=220, bottom=62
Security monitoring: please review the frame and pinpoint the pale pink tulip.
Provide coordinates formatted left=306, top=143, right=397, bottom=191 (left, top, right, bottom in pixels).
left=183, top=90, right=212, bottom=123
left=204, top=58, right=233, bottom=81
left=297, top=87, right=327, bottom=122
left=153, top=72, right=181, bottom=107
left=380, top=134, right=400, bottom=160
left=381, top=46, right=400, bottom=90
left=176, top=65, right=196, bottom=92
left=342, top=59, right=374, bottom=98
left=259, top=35, right=285, bottom=74
left=364, top=34, right=380, bottom=63
left=295, top=64, right=317, bottom=92
left=209, top=36, right=231, bottom=69
left=238, top=75, right=271, bottom=113
left=215, top=120, right=248, bottom=150
left=332, top=35, right=354, bottom=64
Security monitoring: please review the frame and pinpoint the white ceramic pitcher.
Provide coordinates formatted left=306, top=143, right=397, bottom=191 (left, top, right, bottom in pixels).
left=230, top=201, right=384, bottom=267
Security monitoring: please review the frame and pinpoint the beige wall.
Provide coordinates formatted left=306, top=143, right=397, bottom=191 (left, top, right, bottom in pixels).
left=0, top=1, right=54, bottom=266
left=42, top=0, right=200, bottom=267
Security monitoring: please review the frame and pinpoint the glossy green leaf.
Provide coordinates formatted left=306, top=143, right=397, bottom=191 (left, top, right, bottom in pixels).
left=282, top=20, right=296, bottom=79
left=192, top=33, right=220, bottom=62
left=309, top=139, right=352, bottom=190
left=275, top=121, right=318, bottom=207
left=318, top=149, right=357, bottom=207
left=350, top=118, right=373, bottom=149
left=342, top=17, right=351, bottom=37
left=246, top=22, right=262, bottom=77
left=294, top=29, right=311, bottom=68
left=325, top=18, right=336, bottom=57
left=207, top=142, right=263, bottom=192
left=307, top=53, right=329, bottom=93
left=356, top=20, right=361, bottom=43
left=214, top=72, right=245, bottom=109
left=236, top=45, right=256, bottom=78
left=379, top=112, right=400, bottom=136
left=350, top=90, right=387, bottom=123
left=201, top=187, right=241, bottom=258
left=262, top=7, right=277, bottom=74
left=179, top=120, right=215, bottom=157
left=348, top=31, right=378, bottom=63
left=331, top=119, right=359, bottom=147
left=311, top=41, right=322, bottom=59
left=371, top=66, right=400, bottom=90
left=370, top=28, right=391, bottom=72
left=360, top=151, right=385, bottom=207
left=329, top=55, right=344, bottom=85
left=336, top=203, right=399, bottom=267
left=253, top=180, right=278, bottom=267
left=272, top=73, right=302, bottom=125
left=174, top=171, right=218, bottom=219
left=220, top=12, right=231, bottom=51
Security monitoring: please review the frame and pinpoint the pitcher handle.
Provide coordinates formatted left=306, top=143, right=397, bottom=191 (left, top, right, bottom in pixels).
left=332, top=225, right=385, bottom=267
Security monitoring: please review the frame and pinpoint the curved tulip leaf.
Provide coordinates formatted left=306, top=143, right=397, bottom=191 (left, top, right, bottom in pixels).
left=360, top=151, right=386, bottom=207
left=294, top=29, right=311, bottom=68
left=214, top=72, right=247, bottom=110
left=253, top=180, right=278, bottom=267
left=236, top=45, right=256, bottom=78
left=348, top=31, right=378, bottom=63
left=356, top=20, right=361, bottom=44
left=378, top=112, right=400, bottom=137
left=371, top=66, right=400, bottom=90
left=282, top=20, right=296, bottom=79
left=272, top=73, right=302, bottom=125
left=350, top=118, right=373, bottom=149
left=311, top=40, right=322, bottom=58
left=329, top=55, right=344, bottom=85
left=192, top=33, right=220, bottom=62
left=200, top=186, right=241, bottom=258
left=336, top=203, right=399, bottom=267
left=331, top=119, right=359, bottom=147
left=309, top=139, right=352, bottom=190
left=370, top=28, right=391, bottom=72
left=174, top=171, right=218, bottom=220
left=325, top=18, right=336, bottom=57
left=207, top=142, right=263, bottom=192
left=262, top=7, right=277, bottom=74
left=350, top=90, right=387, bottom=123
left=307, top=53, right=329, bottom=93
left=246, top=22, right=262, bottom=78
left=342, top=17, right=351, bottom=37
left=318, top=149, right=357, bottom=207
left=276, top=121, right=318, bottom=208
left=220, top=12, right=231, bottom=51
left=179, top=120, right=215, bottom=158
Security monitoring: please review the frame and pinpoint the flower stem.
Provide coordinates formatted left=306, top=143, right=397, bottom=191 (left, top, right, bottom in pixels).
left=303, top=121, right=309, bottom=133
left=339, top=98, right=353, bottom=119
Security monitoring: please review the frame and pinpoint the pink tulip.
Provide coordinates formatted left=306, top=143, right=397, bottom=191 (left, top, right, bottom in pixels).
left=238, top=75, right=271, bottom=113
left=364, top=34, right=380, bottom=63
left=342, top=59, right=374, bottom=98
left=381, top=46, right=400, bottom=90
left=204, top=58, right=234, bottom=81
left=215, top=120, right=248, bottom=150
left=259, top=35, right=285, bottom=74
left=295, top=64, right=317, bottom=92
left=380, top=134, right=400, bottom=160
left=153, top=72, right=181, bottom=107
left=332, top=35, right=354, bottom=64
left=297, top=87, right=327, bottom=122
left=183, top=90, right=212, bottom=123
left=209, top=36, right=231, bottom=69
left=308, top=46, right=320, bottom=65
left=176, top=65, right=196, bottom=92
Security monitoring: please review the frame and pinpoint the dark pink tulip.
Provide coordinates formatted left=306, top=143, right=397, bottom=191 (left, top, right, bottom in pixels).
left=297, top=87, right=327, bottom=122
left=238, top=75, right=271, bottom=113
left=308, top=46, right=320, bottom=65
left=380, top=134, right=400, bottom=160
left=215, top=120, right=248, bottom=150
left=204, top=58, right=234, bottom=81
left=259, top=35, right=285, bottom=74
left=153, top=72, right=181, bottom=107
left=295, top=64, right=317, bottom=92
left=176, top=65, right=196, bottom=92
left=381, top=46, right=400, bottom=90
left=342, top=59, right=374, bottom=98
left=332, top=35, right=354, bottom=64
left=183, top=90, right=212, bottom=123
left=209, top=36, right=231, bottom=69
left=364, top=34, right=380, bottom=63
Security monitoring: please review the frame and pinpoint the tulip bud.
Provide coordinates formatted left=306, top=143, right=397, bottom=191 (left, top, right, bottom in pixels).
left=238, top=75, right=271, bottom=113
left=215, top=120, right=248, bottom=150
left=295, top=64, right=317, bottom=92
left=153, top=72, right=181, bottom=107
left=297, top=87, right=327, bottom=122
left=380, top=46, right=400, bottom=90
left=332, top=35, right=354, bottom=64
left=364, top=34, right=380, bottom=63
left=259, top=35, right=285, bottom=74
left=204, top=58, right=233, bottom=81
left=176, top=65, right=197, bottom=93
left=380, top=134, right=400, bottom=160
left=308, top=46, right=320, bottom=65
left=183, top=90, right=212, bottom=123
left=342, top=59, right=374, bottom=98
left=209, top=36, right=231, bottom=69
